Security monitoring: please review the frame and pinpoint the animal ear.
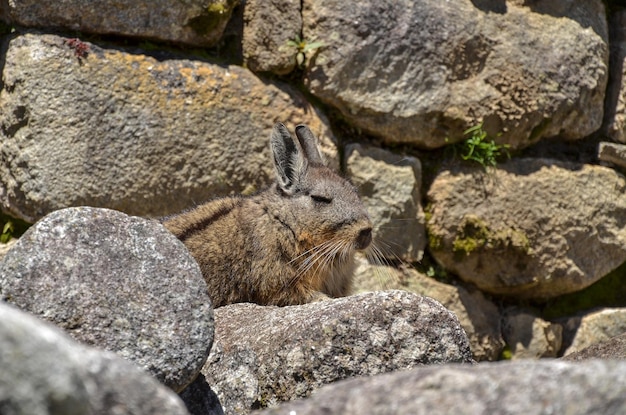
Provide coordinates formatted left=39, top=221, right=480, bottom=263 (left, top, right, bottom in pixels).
left=295, top=125, right=324, bottom=165
left=271, top=122, right=307, bottom=194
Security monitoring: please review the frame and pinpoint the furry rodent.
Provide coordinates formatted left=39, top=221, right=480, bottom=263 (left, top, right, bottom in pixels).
left=164, top=123, right=372, bottom=307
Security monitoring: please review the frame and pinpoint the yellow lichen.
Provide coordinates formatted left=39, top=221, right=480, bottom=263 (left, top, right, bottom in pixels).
left=187, top=1, right=234, bottom=35
left=207, top=2, right=227, bottom=14
left=452, top=215, right=530, bottom=256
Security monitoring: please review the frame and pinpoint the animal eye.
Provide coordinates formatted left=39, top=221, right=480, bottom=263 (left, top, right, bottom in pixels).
left=311, top=194, right=332, bottom=204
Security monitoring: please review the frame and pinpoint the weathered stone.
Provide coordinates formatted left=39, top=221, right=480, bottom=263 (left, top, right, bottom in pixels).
left=345, top=144, right=425, bottom=262
left=0, top=238, right=17, bottom=262
left=257, top=360, right=626, bottom=415
left=561, top=308, right=626, bottom=356
left=0, top=301, right=190, bottom=415
left=502, top=307, right=562, bottom=359
left=0, top=0, right=238, bottom=47
left=0, top=207, right=213, bottom=392
left=0, top=32, right=337, bottom=222
left=564, top=331, right=626, bottom=360
left=202, top=290, right=473, bottom=414
left=352, top=255, right=503, bottom=361
left=242, top=0, right=300, bottom=74
left=84, top=351, right=191, bottom=415
left=427, top=158, right=626, bottom=299
left=302, top=0, right=608, bottom=149
left=598, top=141, right=626, bottom=170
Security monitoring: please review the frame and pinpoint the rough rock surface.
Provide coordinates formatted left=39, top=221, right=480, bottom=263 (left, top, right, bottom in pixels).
left=302, top=0, right=608, bottom=149
left=242, top=0, right=300, bottom=74
left=257, top=360, right=626, bottom=415
left=502, top=307, right=562, bottom=359
left=564, top=332, right=626, bottom=360
left=0, top=301, right=190, bottom=415
left=427, top=158, right=626, bottom=299
left=598, top=141, right=626, bottom=170
left=0, top=32, right=337, bottom=222
left=0, top=0, right=238, bottom=47
left=345, top=144, right=425, bottom=262
left=0, top=207, right=213, bottom=392
left=0, top=238, right=17, bottom=262
left=352, top=256, right=503, bottom=361
left=200, top=290, right=473, bottom=414
left=560, top=308, right=626, bottom=356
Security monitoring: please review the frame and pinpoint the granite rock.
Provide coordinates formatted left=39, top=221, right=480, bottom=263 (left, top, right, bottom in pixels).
left=0, top=207, right=213, bottom=392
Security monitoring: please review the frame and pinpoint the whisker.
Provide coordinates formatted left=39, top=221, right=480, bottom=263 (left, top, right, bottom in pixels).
left=365, top=244, right=383, bottom=264
left=294, top=239, right=343, bottom=276
left=354, top=244, right=400, bottom=291
left=366, top=240, right=429, bottom=291
left=313, top=242, right=342, bottom=279
left=288, top=239, right=341, bottom=288
left=370, top=237, right=411, bottom=263
left=373, top=246, right=405, bottom=272
left=306, top=242, right=337, bottom=276
left=294, top=242, right=335, bottom=277
left=287, top=239, right=334, bottom=266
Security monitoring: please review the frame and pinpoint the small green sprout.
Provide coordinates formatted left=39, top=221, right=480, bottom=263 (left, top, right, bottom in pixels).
left=286, top=34, right=324, bottom=67
left=458, top=123, right=510, bottom=169
left=0, top=213, right=31, bottom=243
left=1, top=220, right=14, bottom=243
left=500, top=345, right=513, bottom=360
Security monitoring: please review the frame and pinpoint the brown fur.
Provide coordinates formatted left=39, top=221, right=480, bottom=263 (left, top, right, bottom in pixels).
left=164, top=123, right=372, bottom=307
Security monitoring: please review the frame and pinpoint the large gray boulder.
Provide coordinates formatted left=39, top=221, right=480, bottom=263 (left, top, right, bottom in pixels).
left=0, top=301, right=190, bottom=415
left=0, top=207, right=213, bottom=392
left=257, top=360, right=626, bottom=415
left=302, top=0, right=608, bottom=149
left=427, top=158, right=626, bottom=299
left=0, top=32, right=337, bottom=222
left=0, top=0, right=238, bottom=47
left=199, top=290, right=473, bottom=414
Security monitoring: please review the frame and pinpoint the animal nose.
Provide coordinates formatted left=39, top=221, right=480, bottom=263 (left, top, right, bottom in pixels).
left=355, top=227, right=372, bottom=250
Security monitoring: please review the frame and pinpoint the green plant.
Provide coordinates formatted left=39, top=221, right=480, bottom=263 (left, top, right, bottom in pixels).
left=452, top=215, right=492, bottom=255
left=286, top=34, right=324, bottom=67
left=138, top=41, right=160, bottom=51
left=0, top=21, right=14, bottom=35
left=451, top=215, right=530, bottom=257
left=412, top=253, right=452, bottom=284
left=0, top=213, right=31, bottom=243
left=1, top=221, right=14, bottom=243
left=458, top=123, right=509, bottom=169
left=499, top=344, right=513, bottom=360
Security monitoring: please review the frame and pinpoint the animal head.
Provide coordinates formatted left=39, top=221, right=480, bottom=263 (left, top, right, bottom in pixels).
left=270, top=123, right=373, bottom=263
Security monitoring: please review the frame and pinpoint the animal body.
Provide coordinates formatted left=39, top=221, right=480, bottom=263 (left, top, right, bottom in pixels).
left=164, top=123, right=372, bottom=307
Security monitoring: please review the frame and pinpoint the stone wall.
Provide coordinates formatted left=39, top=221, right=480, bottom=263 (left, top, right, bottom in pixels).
left=2, top=1, right=626, bottom=413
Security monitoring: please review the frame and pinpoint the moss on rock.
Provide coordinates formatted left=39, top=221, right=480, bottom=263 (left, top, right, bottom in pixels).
left=187, top=0, right=236, bottom=36
left=452, top=215, right=531, bottom=256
